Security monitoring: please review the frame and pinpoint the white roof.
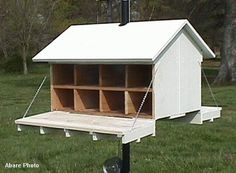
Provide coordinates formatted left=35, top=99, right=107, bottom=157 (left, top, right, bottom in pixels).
left=33, top=19, right=215, bottom=64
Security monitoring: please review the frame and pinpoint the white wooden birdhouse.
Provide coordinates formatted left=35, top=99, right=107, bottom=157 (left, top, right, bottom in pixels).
left=15, top=19, right=221, bottom=144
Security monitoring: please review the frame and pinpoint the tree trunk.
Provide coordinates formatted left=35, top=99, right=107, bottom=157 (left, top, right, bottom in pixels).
left=107, top=0, right=113, bottom=22
left=214, top=0, right=236, bottom=84
left=1, top=45, right=8, bottom=61
left=0, top=37, right=8, bottom=61
left=22, top=45, right=28, bottom=75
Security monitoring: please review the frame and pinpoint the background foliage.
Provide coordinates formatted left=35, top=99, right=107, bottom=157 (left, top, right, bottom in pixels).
left=0, top=0, right=225, bottom=74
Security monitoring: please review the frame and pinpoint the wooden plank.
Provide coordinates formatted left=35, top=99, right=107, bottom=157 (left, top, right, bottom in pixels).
left=125, top=91, right=128, bottom=115
left=122, top=121, right=155, bottom=144
left=51, top=88, right=59, bottom=110
left=99, top=90, right=102, bottom=112
left=53, top=85, right=152, bottom=92
left=71, top=110, right=152, bottom=119
left=15, top=111, right=155, bottom=136
left=126, top=91, right=136, bottom=114
left=53, top=85, right=76, bottom=89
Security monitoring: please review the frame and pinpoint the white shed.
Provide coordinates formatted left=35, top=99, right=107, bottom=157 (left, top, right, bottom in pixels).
left=15, top=19, right=221, bottom=144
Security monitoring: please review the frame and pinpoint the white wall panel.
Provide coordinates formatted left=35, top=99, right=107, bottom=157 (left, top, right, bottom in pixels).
left=154, top=31, right=202, bottom=120
left=179, top=31, right=202, bottom=113
left=154, top=37, right=180, bottom=119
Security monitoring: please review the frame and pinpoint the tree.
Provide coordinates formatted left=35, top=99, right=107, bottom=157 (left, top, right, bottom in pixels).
left=132, top=0, right=224, bottom=49
left=0, top=0, right=10, bottom=61
left=214, top=0, right=236, bottom=83
left=5, top=0, right=58, bottom=75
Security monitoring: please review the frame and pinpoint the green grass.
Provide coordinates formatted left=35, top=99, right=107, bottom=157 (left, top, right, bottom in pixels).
left=0, top=64, right=236, bottom=173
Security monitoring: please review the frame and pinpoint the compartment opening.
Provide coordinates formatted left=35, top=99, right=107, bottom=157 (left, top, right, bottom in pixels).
left=76, top=65, right=99, bottom=86
left=75, top=90, right=99, bottom=112
left=52, top=88, right=74, bottom=111
left=52, top=64, right=74, bottom=85
left=126, top=91, right=152, bottom=116
left=127, top=65, right=152, bottom=88
left=101, top=65, right=125, bottom=87
left=101, top=91, right=124, bottom=114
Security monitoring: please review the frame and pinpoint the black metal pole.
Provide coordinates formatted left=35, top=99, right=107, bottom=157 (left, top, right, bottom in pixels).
left=121, top=143, right=130, bottom=173
left=120, top=0, right=130, bottom=26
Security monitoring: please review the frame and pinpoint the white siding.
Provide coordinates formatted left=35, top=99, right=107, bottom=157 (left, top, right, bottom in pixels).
left=179, top=31, right=202, bottom=114
left=154, top=31, right=202, bottom=120
left=154, top=36, right=181, bottom=119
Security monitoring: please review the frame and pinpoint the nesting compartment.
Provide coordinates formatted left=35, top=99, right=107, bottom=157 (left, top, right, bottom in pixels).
left=52, top=88, right=74, bottom=111
left=52, top=64, right=74, bottom=85
left=75, top=65, right=99, bottom=86
left=100, top=65, right=126, bottom=87
left=51, top=64, right=153, bottom=118
left=126, top=91, right=152, bottom=116
left=127, top=65, right=152, bottom=88
left=75, top=90, right=99, bottom=112
left=100, top=91, right=125, bottom=114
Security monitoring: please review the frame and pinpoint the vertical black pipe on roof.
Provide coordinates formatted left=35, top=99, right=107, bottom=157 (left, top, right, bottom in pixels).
left=120, top=0, right=130, bottom=26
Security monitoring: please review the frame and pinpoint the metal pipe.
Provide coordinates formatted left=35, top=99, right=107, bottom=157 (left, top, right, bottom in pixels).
left=121, top=143, right=130, bottom=173
left=120, top=0, right=130, bottom=26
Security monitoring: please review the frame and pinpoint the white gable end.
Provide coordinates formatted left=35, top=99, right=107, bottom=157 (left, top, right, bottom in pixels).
left=180, top=30, right=202, bottom=61
left=154, top=29, right=202, bottom=119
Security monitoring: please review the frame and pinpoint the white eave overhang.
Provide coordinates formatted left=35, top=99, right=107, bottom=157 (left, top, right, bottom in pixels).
left=34, top=58, right=154, bottom=64
left=32, top=19, right=215, bottom=64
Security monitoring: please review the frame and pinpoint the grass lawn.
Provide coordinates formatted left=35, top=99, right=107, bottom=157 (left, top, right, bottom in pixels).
left=0, top=63, right=236, bottom=173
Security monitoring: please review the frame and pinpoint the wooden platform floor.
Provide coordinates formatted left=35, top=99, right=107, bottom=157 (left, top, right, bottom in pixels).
left=15, top=111, right=155, bottom=143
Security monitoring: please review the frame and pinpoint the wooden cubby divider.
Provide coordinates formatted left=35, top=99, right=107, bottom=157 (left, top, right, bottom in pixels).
left=51, top=64, right=153, bottom=118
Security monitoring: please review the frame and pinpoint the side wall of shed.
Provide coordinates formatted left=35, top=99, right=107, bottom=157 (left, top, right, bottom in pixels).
left=153, top=30, right=203, bottom=120
left=179, top=30, right=202, bottom=115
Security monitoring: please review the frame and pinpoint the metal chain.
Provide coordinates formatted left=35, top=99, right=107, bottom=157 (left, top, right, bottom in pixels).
left=130, top=60, right=219, bottom=131
left=22, top=76, right=47, bottom=118
left=199, top=62, right=219, bottom=107
left=130, top=64, right=159, bottom=131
